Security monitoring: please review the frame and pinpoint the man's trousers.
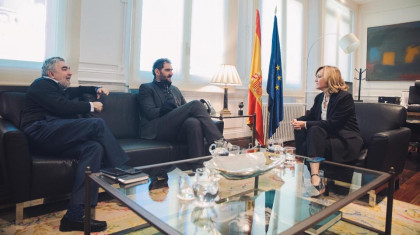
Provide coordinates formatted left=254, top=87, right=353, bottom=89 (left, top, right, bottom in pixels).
left=24, top=116, right=129, bottom=206
left=141, top=100, right=223, bottom=158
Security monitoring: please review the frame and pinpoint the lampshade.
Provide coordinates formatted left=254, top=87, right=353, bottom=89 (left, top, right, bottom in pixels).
left=339, top=33, right=360, bottom=54
left=210, top=65, right=242, bottom=86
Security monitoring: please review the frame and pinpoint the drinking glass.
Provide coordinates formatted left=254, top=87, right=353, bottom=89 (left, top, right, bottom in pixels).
left=267, top=138, right=284, bottom=154
left=209, top=139, right=229, bottom=156
left=177, top=175, right=195, bottom=201
left=193, top=168, right=219, bottom=207
left=284, top=147, right=296, bottom=164
left=228, top=145, right=241, bottom=155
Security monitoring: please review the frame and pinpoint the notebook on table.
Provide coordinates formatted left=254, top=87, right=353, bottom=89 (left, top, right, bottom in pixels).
left=117, top=172, right=149, bottom=184
left=100, top=168, right=127, bottom=179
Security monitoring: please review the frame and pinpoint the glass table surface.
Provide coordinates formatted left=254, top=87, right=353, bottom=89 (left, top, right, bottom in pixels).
left=87, top=154, right=392, bottom=234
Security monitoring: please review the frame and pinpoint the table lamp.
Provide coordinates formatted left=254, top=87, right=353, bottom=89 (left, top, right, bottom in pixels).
left=210, top=64, right=242, bottom=116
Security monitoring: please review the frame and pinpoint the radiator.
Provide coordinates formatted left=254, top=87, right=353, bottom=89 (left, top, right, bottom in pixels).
left=262, top=103, right=306, bottom=142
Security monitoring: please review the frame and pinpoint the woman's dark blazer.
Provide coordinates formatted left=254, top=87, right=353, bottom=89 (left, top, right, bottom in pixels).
left=297, top=90, right=363, bottom=162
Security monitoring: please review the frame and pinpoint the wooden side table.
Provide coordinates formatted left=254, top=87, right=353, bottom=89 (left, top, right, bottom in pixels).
left=212, top=113, right=257, bottom=146
left=407, top=111, right=420, bottom=119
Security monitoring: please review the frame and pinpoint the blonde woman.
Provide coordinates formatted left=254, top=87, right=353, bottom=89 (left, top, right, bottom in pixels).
left=292, top=66, right=363, bottom=194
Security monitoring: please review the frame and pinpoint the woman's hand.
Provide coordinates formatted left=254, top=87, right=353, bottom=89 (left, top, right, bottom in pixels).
left=291, top=119, right=306, bottom=130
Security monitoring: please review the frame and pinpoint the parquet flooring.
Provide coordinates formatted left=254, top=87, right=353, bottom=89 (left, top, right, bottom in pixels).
left=394, top=165, right=420, bottom=205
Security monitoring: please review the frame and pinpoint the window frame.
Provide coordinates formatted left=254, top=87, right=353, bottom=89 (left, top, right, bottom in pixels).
left=133, top=0, right=228, bottom=89
left=322, top=0, right=356, bottom=82
left=259, top=0, right=306, bottom=99
left=0, top=0, right=66, bottom=70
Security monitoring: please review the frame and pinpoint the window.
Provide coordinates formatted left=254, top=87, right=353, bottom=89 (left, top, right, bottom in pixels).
left=0, top=0, right=64, bottom=68
left=137, top=0, right=225, bottom=84
left=260, top=0, right=304, bottom=92
left=138, top=0, right=184, bottom=80
left=323, top=0, right=354, bottom=81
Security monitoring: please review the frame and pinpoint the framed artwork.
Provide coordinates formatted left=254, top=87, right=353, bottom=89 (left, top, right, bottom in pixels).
left=366, top=21, right=420, bottom=81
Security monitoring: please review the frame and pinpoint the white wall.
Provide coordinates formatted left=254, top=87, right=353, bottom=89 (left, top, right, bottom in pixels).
left=78, top=0, right=132, bottom=91
left=355, top=0, right=420, bottom=102
left=5, top=0, right=420, bottom=138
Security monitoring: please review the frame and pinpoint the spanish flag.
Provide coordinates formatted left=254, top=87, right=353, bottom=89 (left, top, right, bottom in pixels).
left=247, top=10, right=264, bottom=146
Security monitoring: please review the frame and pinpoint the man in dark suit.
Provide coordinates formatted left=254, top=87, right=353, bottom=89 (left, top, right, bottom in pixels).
left=138, top=58, right=223, bottom=158
left=20, top=57, right=129, bottom=232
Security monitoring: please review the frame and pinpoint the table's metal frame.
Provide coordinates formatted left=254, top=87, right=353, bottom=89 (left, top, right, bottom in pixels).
left=84, top=157, right=394, bottom=235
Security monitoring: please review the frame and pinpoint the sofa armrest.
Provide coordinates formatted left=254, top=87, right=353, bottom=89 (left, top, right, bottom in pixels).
left=365, top=127, right=411, bottom=175
left=0, top=118, right=32, bottom=202
left=212, top=119, right=224, bottom=135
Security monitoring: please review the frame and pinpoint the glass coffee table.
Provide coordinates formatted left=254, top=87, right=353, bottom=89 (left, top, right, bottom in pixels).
left=84, top=154, right=394, bottom=234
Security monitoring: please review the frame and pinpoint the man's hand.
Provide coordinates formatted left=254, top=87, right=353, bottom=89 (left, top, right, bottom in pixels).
left=92, top=101, right=103, bottom=112
left=97, top=88, right=110, bottom=99
left=291, top=119, right=305, bottom=130
left=163, top=97, right=177, bottom=110
left=159, top=97, right=177, bottom=116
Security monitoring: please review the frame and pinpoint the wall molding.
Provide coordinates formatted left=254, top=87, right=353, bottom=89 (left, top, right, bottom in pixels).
left=78, top=62, right=126, bottom=87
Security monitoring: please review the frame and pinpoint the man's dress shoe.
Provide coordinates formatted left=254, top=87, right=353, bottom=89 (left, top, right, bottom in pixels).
left=59, top=216, right=107, bottom=232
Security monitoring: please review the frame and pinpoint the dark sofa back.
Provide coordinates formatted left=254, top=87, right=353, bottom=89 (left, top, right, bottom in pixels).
left=0, top=91, right=26, bottom=128
left=93, top=92, right=139, bottom=139
left=355, top=102, right=406, bottom=147
left=0, top=91, right=140, bottom=139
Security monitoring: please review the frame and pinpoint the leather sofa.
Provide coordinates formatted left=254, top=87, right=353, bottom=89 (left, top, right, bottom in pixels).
left=0, top=90, right=223, bottom=212
left=355, top=102, right=410, bottom=177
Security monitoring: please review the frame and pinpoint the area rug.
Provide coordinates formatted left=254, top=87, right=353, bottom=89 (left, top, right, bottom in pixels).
left=0, top=195, right=419, bottom=234
left=314, top=196, right=420, bottom=234
left=0, top=199, right=158, bottom=235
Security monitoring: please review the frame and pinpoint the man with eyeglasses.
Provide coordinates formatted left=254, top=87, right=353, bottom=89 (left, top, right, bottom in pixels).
left=20, top=56, right=129, bottom=232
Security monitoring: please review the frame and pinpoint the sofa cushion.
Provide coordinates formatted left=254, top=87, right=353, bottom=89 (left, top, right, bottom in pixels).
left=92, top=93, right=139, bottom=139
left=0, top=91, right=25, bottom=128
left=119, top=139, right=189, bottom=166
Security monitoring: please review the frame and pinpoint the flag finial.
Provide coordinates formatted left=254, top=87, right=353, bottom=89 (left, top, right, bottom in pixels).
left=275, top=6, right=277, bottom=15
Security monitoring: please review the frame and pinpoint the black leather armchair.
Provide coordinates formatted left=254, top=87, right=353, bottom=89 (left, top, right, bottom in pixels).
left=406, top=80, right=420, bottom=148
left=407, top=80, right=420, bottom=112
left=355, top=102, right=410, bottom=177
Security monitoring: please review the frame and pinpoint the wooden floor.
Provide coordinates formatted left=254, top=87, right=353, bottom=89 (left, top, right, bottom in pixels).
left=393, top=151, right=420, bottom=205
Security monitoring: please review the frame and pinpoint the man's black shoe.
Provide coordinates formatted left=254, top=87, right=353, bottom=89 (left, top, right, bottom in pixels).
left=59, top=216, right=107, bottom=232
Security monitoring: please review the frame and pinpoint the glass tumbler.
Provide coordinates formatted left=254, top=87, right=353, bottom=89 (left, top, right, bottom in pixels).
left=177, top=175, right=195, bottom=200
left=228, top=145, right=241, bottom=155
left=267, top=138, right=284, bottom=154
left=284, top=147, right=296, bottom=164
left=193, top=168, right=219, bottom=207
